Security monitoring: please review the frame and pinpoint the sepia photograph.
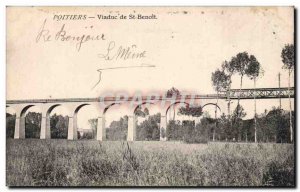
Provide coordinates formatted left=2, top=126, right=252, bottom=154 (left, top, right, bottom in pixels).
left=5, top=6, right=295, bottom=187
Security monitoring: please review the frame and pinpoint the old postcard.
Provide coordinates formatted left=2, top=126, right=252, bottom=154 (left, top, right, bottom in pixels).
left=6, top=6, right=295, bottom=187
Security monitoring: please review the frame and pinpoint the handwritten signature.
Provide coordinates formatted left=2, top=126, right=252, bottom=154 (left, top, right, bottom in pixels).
left=98, top=41, right=146, bottom=61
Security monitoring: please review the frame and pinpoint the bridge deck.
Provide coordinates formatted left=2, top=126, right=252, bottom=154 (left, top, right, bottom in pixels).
left=6, top=87, right=294, bottom=104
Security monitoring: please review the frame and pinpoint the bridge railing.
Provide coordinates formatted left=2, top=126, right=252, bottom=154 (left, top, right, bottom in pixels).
left=220, top=87, right=294, bottom=99
left=6, top=87, right=294, bottom=104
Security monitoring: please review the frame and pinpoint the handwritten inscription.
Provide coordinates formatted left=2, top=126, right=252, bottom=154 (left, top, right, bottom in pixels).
left=34, top=19, right=152, bottom=90
left=36, top=19, right=106, bottom=51
left=98, top=41, right=146, bottom=61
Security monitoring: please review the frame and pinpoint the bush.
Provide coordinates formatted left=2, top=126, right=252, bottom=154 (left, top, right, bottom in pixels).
left=80, top=132, right=94, bottom=139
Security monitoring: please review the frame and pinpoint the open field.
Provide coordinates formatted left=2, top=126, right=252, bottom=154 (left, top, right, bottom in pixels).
left=6, top=139, right=294, bottom=187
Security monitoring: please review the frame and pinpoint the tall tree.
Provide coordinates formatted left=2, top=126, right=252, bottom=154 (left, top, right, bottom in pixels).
left=230, top=52, right=260, bottom=141
left=211, top=68, right=230, bottom=141
left=281, top=44, right=294, bottom=143
left=221, top=60, right=236, bottom=120
left=229, top=52, right=251, bottom=107
left=245, top=55, right=263, bottom=143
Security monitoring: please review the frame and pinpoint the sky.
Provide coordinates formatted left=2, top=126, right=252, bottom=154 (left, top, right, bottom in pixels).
left=6, top=7, right=294, bottom=128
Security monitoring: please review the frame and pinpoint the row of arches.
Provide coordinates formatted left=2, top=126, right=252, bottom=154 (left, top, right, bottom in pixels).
left=6, top=101, right=221, bottom=141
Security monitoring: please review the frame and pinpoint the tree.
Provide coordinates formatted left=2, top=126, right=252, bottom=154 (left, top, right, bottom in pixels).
left=211, top=68, right=231, bottom=93
left=55, top=116, right=68, bottom=138
left=229, top=52, right=260, bottom=141
left=134, top=106, right=149, bottom=117
left=106, top=116, right=128, bottom=140
left=218, top=113, right=230, bottom=141
left=196, top=116, right=214, bottom=143
left=221, top=60, right=236, bottom=122
left=25, top=112, right=41, bottom=138
left=230, top=52, right=251, bottom=106
left=177, top=105, right=202, bottom=140
left=266, top=107, right=291, bottom=143
left=211, top=68, right=230, bottom=141
left=136, top=113, right=161, bottom=140
left=166, top=120, right=182, bottom=140
left=232, top=104, right=246, bottom=141
left=88, top=118, right=97, bottom=138
left=229, top=52, right=260, bottom=105
left=257, top=109, right=278, bottom=143
left=241, top=118, right=255, bottom=142
left=182, top=120, right=196, bottom=143
left=50, top=114, right=68, bottom=139
left=178, top=105, right=203, bottom=118
left=166, top=87, right=180, bottom=98
left=50, top=113, right=59, bottom=137
left=245, top=55, right=263, bottom=143
left=281, top=44, right=294, bottom=143
left=6, top=113, right=16, bottom=138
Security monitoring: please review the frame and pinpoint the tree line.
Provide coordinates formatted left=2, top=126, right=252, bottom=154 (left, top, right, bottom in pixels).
left=85, top=105, right=294, bottom=143
left=211, top=44, right=294, bottom=143
left=6, top=106, right=294, bottom=143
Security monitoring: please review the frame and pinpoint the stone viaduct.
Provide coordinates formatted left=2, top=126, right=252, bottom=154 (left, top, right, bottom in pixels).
left=6, top=87, right=294, bottom=141
left=6, top=94, right=222, bottom=141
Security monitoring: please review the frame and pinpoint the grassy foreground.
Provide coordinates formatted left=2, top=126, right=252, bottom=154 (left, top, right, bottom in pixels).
left=6, top=139, right=294, bottom=187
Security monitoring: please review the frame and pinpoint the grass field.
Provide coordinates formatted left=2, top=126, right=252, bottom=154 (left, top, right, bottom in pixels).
left=6, top=139, right=295, bottom=187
